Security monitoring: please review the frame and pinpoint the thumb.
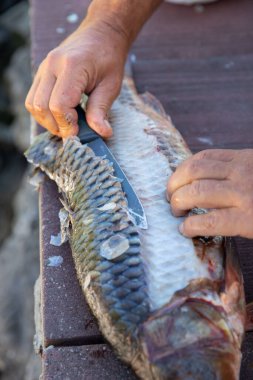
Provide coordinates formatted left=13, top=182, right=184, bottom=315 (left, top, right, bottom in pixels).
left=86, top=80, right=120, bottom=138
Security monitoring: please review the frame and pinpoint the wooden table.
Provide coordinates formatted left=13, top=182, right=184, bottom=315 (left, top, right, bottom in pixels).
left=30, top=0, right=253, bottom=378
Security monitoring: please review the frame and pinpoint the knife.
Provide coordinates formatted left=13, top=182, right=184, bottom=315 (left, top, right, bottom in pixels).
left=76, top=106, right=148, bottom=230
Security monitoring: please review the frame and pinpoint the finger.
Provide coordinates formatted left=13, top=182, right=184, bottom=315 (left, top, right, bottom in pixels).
left=168, top=158, right=231, bottom=199
left=179, top=208, right=242, bottom=237
left=170, top=179, right=237, bottom=217
left=25, top=73, right=41, bottom=113
left=49, top=70, right=85, bottom=138
left=32, top=72, right=59, bottom=135
left=86, top=78, right=120, bottom=138
left=193, top=149, right=237, bottom=162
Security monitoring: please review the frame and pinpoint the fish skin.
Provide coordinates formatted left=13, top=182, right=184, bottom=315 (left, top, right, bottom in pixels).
left=25, top=76, right=245, bottom=380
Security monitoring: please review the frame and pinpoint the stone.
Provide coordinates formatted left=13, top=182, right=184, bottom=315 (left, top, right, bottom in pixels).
left=0, top=174, right=40, bottom=380
left=6, top=46, right=32, bottom=151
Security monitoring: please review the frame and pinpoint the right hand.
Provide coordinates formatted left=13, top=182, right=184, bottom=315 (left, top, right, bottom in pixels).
left=25, top=19, right=129, bottom=138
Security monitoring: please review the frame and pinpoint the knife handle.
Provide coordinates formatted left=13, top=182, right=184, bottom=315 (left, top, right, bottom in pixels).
left=76, top=105, right=100, bottom=143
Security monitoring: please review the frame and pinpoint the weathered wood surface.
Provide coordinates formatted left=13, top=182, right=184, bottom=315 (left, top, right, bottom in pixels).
left=42, top=344, right=137, bottom=380
left=30, top=0, right=253, bottom=378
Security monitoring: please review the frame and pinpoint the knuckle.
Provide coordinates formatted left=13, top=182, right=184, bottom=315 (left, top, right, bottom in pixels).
left=98, top=102, right=109, bottom=113
left=64, top=51, right=88, bottom=69
left=33, top=102, right=46, bottom=114
left=86, top=112, right=103, bottom=128
left=80, top=66, right=90, bottom=81
left=49, top=101, right=64, bottom=116
left=46, top=49, right=61, bottom=65
left=63, top=54, right=78, bottom=67
left=190, top=180, right=202, bottom=197
left=195, top=150, right=212, bottom=161
left=203, top=213, right=217, bottom=230
left=187, top=159, right=202, bottom=176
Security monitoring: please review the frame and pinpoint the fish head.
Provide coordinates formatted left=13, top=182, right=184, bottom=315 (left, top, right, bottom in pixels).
left=138, top=295, right=242, bottom=380
left=25, top=132, right=61, bottom=170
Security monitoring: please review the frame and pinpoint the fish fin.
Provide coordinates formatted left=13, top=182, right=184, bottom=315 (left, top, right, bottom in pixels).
left=246, top=302, right=253, bottom=332
left=140, top=92, right=168, bottom=118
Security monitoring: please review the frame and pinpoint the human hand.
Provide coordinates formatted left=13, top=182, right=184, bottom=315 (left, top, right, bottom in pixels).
left=25, top=19, right=128, bottom=138
left=167, top=149, right=253, bottom=238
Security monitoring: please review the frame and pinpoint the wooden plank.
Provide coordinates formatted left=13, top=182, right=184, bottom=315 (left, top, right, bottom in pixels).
left=30, top=0, right=87, bottom=69
left=41, top=336, right=253, bottom=380
left=132, top=0, right=253, bottom=152
left=235, top=238, right=253, bottom=304
left=241, top=333, right=253, bottom=380
left=40, top=178, right=101, bottom=346
left=31, top=0, right=102, bottom=346
left=42, top=344, right=137, bottom=380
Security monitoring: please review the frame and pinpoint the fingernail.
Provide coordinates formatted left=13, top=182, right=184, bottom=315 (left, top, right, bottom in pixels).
left=179, top=223, right=184, bottom=235
left=166, top=192, right=170, bottom=202
left=65, top=112, right=75, bottom=124
left=104, top=119, right=112, bottom=131
left=98, top=119, right=112, bottom=137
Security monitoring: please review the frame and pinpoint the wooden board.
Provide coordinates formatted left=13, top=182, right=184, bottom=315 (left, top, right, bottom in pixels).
left=42, top=344, right=137, bottom=380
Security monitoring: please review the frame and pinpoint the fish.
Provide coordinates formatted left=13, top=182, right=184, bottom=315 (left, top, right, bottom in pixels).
left=25, top=74, right=246, bottom=380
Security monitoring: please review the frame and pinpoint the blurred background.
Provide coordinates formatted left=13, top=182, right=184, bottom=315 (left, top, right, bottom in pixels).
left=0, top=0, right=40, bottom=379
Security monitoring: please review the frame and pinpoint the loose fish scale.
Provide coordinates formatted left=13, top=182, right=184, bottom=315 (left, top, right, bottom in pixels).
left=108, top=96, right=211, bottom=310
left=26, top=134, right=149, bottom=334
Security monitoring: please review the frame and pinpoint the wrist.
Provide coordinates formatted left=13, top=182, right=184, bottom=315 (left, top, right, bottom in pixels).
left=82, top=2, right=131, bottom=51
left=83, top=0, right=162, bottom=49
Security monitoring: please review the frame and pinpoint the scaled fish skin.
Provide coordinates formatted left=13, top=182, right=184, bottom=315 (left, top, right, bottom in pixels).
left=25, top=75, right=246, bottom=380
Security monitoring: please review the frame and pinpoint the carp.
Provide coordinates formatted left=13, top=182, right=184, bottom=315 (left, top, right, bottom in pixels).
left=25, top=75, right=246, bottom=380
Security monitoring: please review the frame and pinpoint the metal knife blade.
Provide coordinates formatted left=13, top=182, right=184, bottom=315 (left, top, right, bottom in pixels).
left=76, top=106, right=148, bottom=229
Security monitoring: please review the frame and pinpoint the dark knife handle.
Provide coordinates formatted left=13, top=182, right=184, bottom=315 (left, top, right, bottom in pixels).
left=76, top=105, right=100, bottom=143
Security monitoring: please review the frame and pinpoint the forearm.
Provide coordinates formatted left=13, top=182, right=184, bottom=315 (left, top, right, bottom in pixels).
left=82, top=0, right=162, bottom=50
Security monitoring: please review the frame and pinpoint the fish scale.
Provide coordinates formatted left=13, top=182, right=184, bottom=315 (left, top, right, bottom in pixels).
left=26, top=75, right=245, bottom=379
left=108, top=81, right=211, bottom=311
left=27, top=135, right=148, bottom=337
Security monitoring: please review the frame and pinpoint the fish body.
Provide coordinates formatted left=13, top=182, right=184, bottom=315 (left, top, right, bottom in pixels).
left=26, top=76, right=245, bottom=379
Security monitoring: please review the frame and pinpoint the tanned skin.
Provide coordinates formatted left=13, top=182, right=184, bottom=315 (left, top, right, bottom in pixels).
left=25, top=0, right=253, bottom=239
left=25, top=0, right=162, bottom=138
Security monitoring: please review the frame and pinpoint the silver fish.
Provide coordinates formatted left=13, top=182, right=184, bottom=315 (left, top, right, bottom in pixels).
left=25, top=75, right=246, bottom=380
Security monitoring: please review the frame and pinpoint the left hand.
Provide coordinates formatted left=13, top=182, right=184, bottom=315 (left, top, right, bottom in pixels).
left=167, top=149, right=253, bottom=238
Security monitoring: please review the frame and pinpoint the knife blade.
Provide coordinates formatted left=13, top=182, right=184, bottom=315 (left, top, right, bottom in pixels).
left=76, top=106, right=148, bottom=230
